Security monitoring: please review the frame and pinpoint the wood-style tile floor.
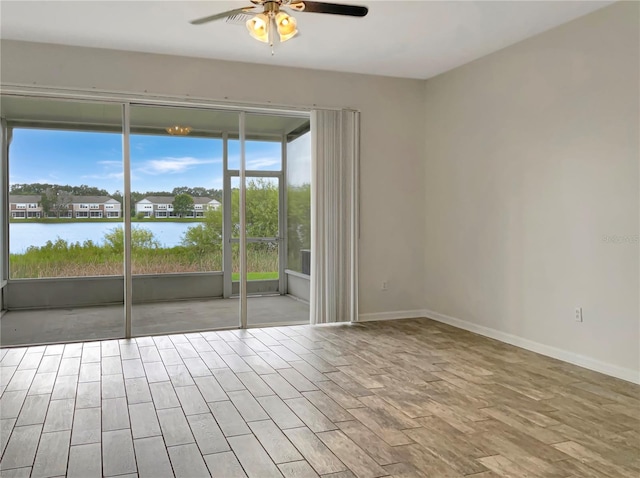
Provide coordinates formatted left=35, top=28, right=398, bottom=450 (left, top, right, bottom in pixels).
left=0, top=318, right=638, bottom=478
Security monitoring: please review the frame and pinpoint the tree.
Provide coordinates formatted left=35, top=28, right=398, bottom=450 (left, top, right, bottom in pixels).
left=12, top=183, right=56, bottom=195
left=172, top=193, right=195, bottom=218
left=181, top=180, right=279, bottom=254
left=103, top=227, right=160, bottom=253
left=181, top=209, right=223, bottom=253
left=230, top=179, right=279, bottom=239
left=171, top=186, right=222, bottom=200
left=44, top=188, right=72, bottom=218
left=71, top=184, right=109, bottom=196
left=111, top=190, right=123, bottom=204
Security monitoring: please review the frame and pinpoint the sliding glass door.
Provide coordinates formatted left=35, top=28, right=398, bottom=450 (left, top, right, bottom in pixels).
left=0, top=93, right=310, bottom=345
left=0, top=95, right=126, bottom=345
left=128, top=104, right=238, bottom=335
left=237, top=113, right=310, bottom=328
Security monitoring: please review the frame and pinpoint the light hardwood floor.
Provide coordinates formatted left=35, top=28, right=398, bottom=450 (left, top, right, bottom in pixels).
left=0, top=318, right=638, bottom=477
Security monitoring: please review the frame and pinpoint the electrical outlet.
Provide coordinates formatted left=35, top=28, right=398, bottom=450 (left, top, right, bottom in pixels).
left=575, top=307, right=583, bottom=322
left=381, top=281, right=388, bottom=291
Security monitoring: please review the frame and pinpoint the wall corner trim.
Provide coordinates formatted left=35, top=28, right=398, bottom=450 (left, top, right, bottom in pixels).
left=423, top=308, right=640, bottom=385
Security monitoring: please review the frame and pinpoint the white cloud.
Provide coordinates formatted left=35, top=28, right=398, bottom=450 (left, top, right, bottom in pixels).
left=246, top=157, right=281, bottom=170
left=138, top=156, right=222, bottom=175
left=81, top=172, right=125, bottom=181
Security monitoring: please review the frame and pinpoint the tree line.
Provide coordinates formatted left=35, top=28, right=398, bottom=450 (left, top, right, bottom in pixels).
left=11, top=183, right=223, bottom=201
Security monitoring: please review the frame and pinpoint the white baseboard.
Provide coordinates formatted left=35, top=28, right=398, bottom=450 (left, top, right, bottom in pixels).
left=423, top=308, right=639, bottom=385
left=357, top=309, right=428, bottom=322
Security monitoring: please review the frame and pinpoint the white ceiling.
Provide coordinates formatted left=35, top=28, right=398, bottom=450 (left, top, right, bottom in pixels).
left=0, top=0, right=613, bottom=79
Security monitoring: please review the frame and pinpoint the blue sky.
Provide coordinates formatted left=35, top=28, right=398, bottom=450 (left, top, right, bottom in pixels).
left=9, top=128, right=287, bottom=194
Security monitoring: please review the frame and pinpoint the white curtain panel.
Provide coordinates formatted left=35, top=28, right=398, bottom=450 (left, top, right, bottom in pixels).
left=310, top=109, right=360, bottom=324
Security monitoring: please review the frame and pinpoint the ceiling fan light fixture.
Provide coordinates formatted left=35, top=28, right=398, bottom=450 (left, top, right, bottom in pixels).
left=166, top=125, right=193, bottom=136
left=191, top=1, right=369, bottom=51
left=246, top=13, right=270, bottom=43
left=275, top=12, right=298, bottom=42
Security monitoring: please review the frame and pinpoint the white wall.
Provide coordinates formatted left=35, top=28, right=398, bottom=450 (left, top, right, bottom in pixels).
left=0, top=39, right=427, bottom=317
left=423, top=2, right=639, bottom=379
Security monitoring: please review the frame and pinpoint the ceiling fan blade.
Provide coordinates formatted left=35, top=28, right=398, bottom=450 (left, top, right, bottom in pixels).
left=190, top=7, right=255, bottom=25
left=290, top=1, right=368, bottom=17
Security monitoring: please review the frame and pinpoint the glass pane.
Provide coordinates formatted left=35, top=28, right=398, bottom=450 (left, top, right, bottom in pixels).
left=232, top=176, right=279, bottom=239
left=1, top=95, right=125, bottom=346
left=246, top=177, right=279, bottom=238
left=231, top=177, right=279, bottom=281
left=231, top=242, right=279, bottom=281
left=130, top=105, right=224, bottom=276
left=228, top=139, right=282, bottom=171
left=286, top=131, right=311, bottom=274
left=6, top=98, right=124, bottom=280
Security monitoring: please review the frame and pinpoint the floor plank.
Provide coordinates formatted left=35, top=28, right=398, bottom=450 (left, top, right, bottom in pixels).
left=316, top=430, right=388, bottom=478
left=249, top=419, right=303, bottom=464
left=102, top=429, right=137, bottom=477
left=209, top=400, right=252, bottom=437
left=134, top=436, right=174, bottom=478
left=285, top=397, right=337, bottom=433
left=168, top=443, right=211, bottom=477
left=187, top=412, right=230, bottom=455
left=283, top=427, right=347, bottom=475
left=31, top=430, right=71, bottom=478
left=43, top=398, right=75, bottom=432
left=0, top=424, right=43, bottom=471
left=67, top=443, right=102, bottom=478
left=279, top=460, right=320, bottom=478
left=129, top=402, right=161, bottom=439
left=157, top=407, right=195, bottom=446
left=71, top=407, right=101, bottom=445
left=228, top=433, right=284, bottom=478
left=204, top=451, right=247, bottom=478
left=228, top=389, right=270, bottom=422
left=102, top=397, right=130, bottom=431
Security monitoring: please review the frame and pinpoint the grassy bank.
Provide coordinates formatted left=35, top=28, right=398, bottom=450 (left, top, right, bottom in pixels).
left=10, top=247, right=278, bottom=279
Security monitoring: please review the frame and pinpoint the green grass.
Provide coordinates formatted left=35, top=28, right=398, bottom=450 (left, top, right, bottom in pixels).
left=10, top=240, right=279, bottom=280
left=231, top=272, right=278, bottom=281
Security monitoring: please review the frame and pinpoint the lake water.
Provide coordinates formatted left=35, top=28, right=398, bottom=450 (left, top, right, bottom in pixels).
left=9, top=222, right=195, bottom=254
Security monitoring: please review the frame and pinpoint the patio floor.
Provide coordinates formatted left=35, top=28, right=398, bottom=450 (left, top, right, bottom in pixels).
left=0, top=296, right=309, bottom=347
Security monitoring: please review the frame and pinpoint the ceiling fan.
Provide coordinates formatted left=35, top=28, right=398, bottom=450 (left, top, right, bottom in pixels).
left=190, top=0, right=368, bottom=48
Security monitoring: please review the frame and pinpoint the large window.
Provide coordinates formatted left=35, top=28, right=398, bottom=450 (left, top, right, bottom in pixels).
left=1, top=94, right=311, bottom=327
left=6, top=97, right=124, bottom=279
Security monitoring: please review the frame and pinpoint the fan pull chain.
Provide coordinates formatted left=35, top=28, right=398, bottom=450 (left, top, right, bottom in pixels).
left=270, top=15, right=275, bottom=56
